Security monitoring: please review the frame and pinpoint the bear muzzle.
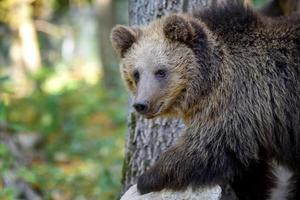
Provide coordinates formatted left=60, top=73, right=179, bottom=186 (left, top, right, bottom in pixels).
left=133, top=101, right=150, bottom=114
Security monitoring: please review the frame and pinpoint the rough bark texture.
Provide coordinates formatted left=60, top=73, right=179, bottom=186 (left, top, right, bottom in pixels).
left=122, top=0, right=215, bottom=193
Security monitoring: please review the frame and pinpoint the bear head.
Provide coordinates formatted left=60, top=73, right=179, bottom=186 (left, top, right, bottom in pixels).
left=111, top=15, right=219, bottom=119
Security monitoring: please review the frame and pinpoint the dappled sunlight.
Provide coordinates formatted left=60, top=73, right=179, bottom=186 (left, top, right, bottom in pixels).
left=3, top=74, right=127, bottom=199
left=0, top=0, right=128, bottom=199
left=42, top=61, right=101, bottom=95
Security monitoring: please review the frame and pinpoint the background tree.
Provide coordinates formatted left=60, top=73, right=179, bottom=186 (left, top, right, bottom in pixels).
left=0, top=1, right=129, bottom=199
left=96, top=0, right=119, bottom=89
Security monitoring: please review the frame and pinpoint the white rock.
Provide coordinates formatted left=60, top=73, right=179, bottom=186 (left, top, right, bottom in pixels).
left=120, top=184, right=222, bottom=200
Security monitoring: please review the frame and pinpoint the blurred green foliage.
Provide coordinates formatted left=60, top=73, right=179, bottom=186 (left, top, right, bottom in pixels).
left=253, top=0, right=269, bottom=7
left=0, top=0, right=128, bottom=198
left=0, top=69, right=127, bottom=199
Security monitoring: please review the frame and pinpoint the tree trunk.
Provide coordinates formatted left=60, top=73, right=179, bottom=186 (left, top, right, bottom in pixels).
left=8, top=0, right=41, bottom=97
left=122, top=0, right=218, bottom=193
left=96, top=0, right=120, bottom=89
left=17, top=2, right=41, bottom=74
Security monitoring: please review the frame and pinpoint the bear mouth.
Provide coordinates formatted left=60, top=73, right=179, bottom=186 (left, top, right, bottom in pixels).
left=143, top=102, right=164, bottom=119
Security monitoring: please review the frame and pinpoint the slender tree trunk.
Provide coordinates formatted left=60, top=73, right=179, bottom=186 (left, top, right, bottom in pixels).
left=96, top=0, right=120, bottom=89
left=122, top=0, right=216, bottom=193
left=17, top=2, right=41, bottom=74
left=9, top=0, right=41, bottom=97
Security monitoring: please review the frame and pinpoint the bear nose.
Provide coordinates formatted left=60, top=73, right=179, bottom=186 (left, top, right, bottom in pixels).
left=133, top=102, right=149, bottom=114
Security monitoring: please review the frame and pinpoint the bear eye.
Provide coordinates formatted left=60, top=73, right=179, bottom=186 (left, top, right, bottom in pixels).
left=133, top=70, right=140, bottom=83
left=154, top=69, right=167, bottom=79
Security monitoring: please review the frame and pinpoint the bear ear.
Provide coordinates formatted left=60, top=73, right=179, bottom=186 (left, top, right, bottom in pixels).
left=110, top=25, right=141, bottom=58
left=163, top=15, right=197, bottom=43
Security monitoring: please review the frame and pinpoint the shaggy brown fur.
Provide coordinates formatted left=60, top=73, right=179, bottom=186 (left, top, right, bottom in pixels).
left=111, top=2, right=300, bottom=200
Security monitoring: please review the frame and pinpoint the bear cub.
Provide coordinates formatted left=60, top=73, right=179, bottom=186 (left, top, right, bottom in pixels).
left=111, top=3, right=300, bottom=200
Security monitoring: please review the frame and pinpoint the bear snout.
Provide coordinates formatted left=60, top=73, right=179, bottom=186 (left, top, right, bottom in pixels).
left=133, top=101, right=150, bottom=114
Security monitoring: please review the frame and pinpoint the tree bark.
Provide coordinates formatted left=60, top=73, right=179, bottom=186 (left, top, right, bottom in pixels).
left=96, top=0, right=120, bottom=89
left=122, top=0, right=217, bottom=193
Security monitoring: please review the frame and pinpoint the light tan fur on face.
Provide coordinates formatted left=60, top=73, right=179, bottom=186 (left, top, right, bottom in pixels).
left=120, top=18, right=198, bottom=118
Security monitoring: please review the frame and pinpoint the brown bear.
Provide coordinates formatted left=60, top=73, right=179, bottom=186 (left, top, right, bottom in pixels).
left=111, top=2, right=300, bottom=200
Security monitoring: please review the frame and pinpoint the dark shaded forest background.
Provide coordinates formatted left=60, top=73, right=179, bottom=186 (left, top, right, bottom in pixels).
left=0, top=0, right=268, bottom=200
